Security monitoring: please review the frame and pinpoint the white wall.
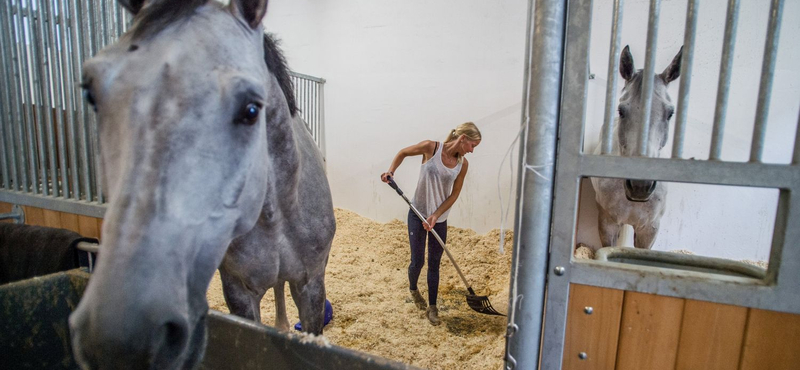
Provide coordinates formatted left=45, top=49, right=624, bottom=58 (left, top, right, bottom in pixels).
left=264, top=0, right=529, bottom=235
left=262, top=1, right=799, bottom=261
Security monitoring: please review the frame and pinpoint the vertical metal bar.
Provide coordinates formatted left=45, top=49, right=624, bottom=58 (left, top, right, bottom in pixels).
left=319, top=82, right=326, bottom=162
left=79, top=0, right=93, bottom=201
left=0, top=1, right=14, bottom=190
left=600, top=0, right=624, bottom=155
left=749, top=0, right=784, bottom=163
left=38, top=0, right=60, bottom=196
left=51, top=0, right=70, bottom=198
left=4, top=0, right=23, bottom=191
left=709, top=0, right=740, bottom=160
left=507, top=0, right=566, bottom=368
left=19, top=0, right=39, bottom=194
left=506, top=0, right=533, bottom=365
left=65, top=0, right=81, bottom=199
left=672, top=0, right=699, bottom=159
left=315, top=82, right=320, bottom=146
left=113, top=0, right=123, bottom=39
left=793, top=107, right=800, bottom=165
left=28, top=0, right=49, bottom=195
left=636, top=0, right=661, bottom=157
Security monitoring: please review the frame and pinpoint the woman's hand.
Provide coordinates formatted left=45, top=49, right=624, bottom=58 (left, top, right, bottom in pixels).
left=424, top=215, right=439, bottom=231
left=380, top=171, right=394, bottom=183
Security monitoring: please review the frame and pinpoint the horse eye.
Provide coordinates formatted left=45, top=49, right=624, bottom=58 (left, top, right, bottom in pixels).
left=618, top=107, right=626, bottom=119
left=82, top=85, right=97, bottom=112
left=239, top=103, right=260, bottom=125
left=667, top=110, right=675, bottom=121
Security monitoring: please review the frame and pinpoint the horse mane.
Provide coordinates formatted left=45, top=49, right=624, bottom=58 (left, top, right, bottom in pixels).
left=262, top=33, right=298, bottom=117
left=131, top=0, right=207, bottom=41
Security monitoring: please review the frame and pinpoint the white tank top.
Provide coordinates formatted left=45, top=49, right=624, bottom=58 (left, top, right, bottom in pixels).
left=411, top=142, right=463, bottom=222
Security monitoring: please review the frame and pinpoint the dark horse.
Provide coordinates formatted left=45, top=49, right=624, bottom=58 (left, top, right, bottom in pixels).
left=68, top=0, right=336, bottom=368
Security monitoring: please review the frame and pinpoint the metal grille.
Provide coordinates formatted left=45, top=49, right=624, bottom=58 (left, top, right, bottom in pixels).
left=0, top=0, right=325, bottom=216
left=507, top=0, right=799, bottom=368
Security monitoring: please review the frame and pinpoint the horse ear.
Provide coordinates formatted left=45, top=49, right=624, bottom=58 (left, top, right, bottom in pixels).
left=661, top=45, right=683, bottom=84
left=620, top=45, right=634, bottom=81
left=230, top=0, right=269, bottom=29
left=118, top=0, right=147, bottom=14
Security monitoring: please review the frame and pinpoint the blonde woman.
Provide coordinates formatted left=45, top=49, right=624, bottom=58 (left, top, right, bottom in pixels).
left=380, top=122, right=482, bottom=325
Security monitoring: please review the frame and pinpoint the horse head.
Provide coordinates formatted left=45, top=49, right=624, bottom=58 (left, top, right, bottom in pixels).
left=68, top=0, right=281, bottom=368
left=616, top=45, right=682, bottom=202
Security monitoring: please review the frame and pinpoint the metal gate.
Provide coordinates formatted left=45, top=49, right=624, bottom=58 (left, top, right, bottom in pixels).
left=506, top=0, right=799, bottom=368
left=0, top=0, right=326, bottom=218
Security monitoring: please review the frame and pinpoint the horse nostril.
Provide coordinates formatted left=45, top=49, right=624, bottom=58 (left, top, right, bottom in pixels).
left=151, top=319, right=189, bottom=366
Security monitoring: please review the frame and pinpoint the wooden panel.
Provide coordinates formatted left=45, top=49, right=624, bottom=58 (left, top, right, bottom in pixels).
left=0, top=202, right=11, bottom=223
left=562, top=284, right=624, bottom=369
left=23, top=206, right=46, bottom=227
left=42, top=209, right=62, bottom=229
left=96, top=218, right=103, bottom=241
left=59, top=212, right=80, bottom=234
left=615, top=291, right=684, bottom=370
left=77, top=215, right=100, bottom=239
left=674, top=300, right=747, bottom=370
left=739, top=309, right=800, bottom=370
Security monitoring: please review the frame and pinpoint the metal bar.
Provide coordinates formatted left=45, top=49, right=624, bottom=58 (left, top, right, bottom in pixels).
left=29, top=0, right=52, bottom=196
left=79, top=0, right=93, bottom=201
left=709, top=0, right=740, bottom=160
left=636, top=0, right=661, bottom=157
left=19, top=0, right=39, bottom=194
left=319, top=82, right=326, bottom=162
left=579, top=155, right=798, bottom=189
left=507, top=0, right=533, bottom=364
left=600, top=0, right=623, bottom=155
left=289, top=71, right=326, bottom=83
left=507, top=0, right=567, bottom=368
left=0, top=190, right=107, bottom=218
left=51, top=0, right=70, bottom=198
left=0, top=1, right=14, bottom=190
left=671, top=0, right=699, bottom=159
left=65, top=0, right=81, bottom=199
left=794, top=107, right=800, bottom=165
left=749, top=0, right=784, bottom=163
left=4, top=0, right=23, bottom=191
left=38, top=0, right=60, bottom=197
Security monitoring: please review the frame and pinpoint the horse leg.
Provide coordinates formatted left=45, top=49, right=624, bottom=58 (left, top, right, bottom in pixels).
left=219, top=268, right=264, bottom=324
left=597, top=206, right=621, bottom=248
left=634, top=222, right=660, bottom=249
left=289, top=272, right=326, bottom=335
left=273, top=281, right=290, bottom=331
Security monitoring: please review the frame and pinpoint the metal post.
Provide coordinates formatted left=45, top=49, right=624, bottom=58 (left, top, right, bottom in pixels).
left=600, top=0, right=623, bottom=155
left=636, top=0, right=661, bottom=157
left=65, top=0, right=81, bottom=199
left=671, top=0, right=699, bottom=159
left=49, top=0, right=70, bottom=198
left=749, top=0, right=784, bottom=163
left=0, top=1, right=14, bottom=190
left=19, top=0, right=39, bottom=194
left=29, top=0, right=52, bottom=196
left=37, top=0, right=60, bottom=197
left=505, top=0, right=566, bottom=368
left=4, top=0, right=23, bottom=191
left=709, top=0, right=740, bottom=160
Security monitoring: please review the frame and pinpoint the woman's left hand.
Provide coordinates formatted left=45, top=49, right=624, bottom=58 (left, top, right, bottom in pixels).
left=424, top=215, right=438, bottom=231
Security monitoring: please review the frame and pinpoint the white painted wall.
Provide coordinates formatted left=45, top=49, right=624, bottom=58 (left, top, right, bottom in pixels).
left=262, top=1, right=799, bottom=261
left=264, top=0, right=529, bottom=235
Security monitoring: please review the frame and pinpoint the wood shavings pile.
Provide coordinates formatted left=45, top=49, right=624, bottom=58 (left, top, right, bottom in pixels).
left=207, top=208, right=512, bottom=370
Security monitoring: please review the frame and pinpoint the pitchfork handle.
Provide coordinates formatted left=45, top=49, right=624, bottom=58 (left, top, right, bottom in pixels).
left=385, top=179, right=473, bottom=291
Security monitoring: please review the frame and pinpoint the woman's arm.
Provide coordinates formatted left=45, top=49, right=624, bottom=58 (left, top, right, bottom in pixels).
left=380, top=140, right=436, bottom=183
left=424, top=158, right=470, bottom=230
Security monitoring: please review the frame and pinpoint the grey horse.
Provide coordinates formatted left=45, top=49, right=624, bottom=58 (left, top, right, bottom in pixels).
left=68, top=0, right=336, bottom=368
left=591, top=45, right=682, bottom=249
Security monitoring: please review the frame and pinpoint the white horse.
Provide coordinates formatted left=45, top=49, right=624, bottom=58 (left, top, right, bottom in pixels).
left=591, top=45, right=682, bottom=249
left=68, top=0, right=335, bottom=368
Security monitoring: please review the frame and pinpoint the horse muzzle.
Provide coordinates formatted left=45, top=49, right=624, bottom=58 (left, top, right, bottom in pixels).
left=624, top=179, right=656, bottom=202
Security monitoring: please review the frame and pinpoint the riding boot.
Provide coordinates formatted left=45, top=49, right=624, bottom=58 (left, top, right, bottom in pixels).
left=410, top=289, right=427, bottom=310
left=426, top=305, right=441, bottom=326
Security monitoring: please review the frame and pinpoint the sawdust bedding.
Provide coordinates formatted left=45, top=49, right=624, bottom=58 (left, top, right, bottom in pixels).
left=207, top=208, right=513, bottom=370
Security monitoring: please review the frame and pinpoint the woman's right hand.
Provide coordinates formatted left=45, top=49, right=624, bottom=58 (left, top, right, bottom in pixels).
left=380, top=171, right=394, bottom=183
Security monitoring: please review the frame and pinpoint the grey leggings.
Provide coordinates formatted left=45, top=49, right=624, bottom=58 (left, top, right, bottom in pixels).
left=407, top=209, right=447, bottom=306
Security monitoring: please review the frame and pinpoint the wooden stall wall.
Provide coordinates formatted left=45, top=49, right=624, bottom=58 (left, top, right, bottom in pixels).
left=0, top=201, right=103, bottom=240
left=562, top=283, right=800, bottom=370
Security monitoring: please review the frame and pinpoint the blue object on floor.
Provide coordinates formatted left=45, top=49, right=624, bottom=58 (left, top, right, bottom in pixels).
left=294, top=299, right=333, bottom=331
